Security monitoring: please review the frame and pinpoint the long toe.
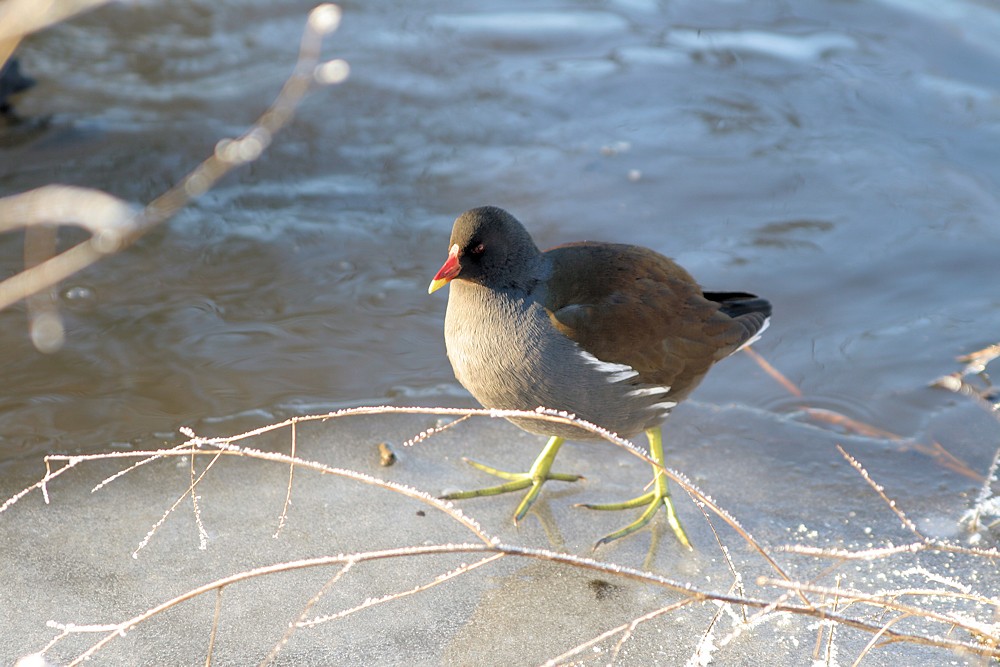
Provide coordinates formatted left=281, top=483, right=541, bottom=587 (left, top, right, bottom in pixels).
left=584, top=490, right=691, bottom=549
left=577, top=491, right=656, bottom=512
left=440, top=477, right=534, bottom=500
left=593, top=497, right=664, bottom=547
left=440, top=452, right=583, bottom=523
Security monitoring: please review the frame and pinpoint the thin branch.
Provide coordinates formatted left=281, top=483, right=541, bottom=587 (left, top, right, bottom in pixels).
left=274, top=418, right=298, bottom=539
left=205, top=586, right=224, bottom=667
left=851, top=613, right=913, bottom=667
left=758, top=577, right=998, bottom=641
left=540, top=598, right=695, bottom=667
left=44, top=542, right=1000, bottom=665
left=260, top=560, right=355, bottom=666
left=296, top=553, right=504, bottom=628
left=132, top=449, right=223, bottom=559
left=836, top=445, right=924, bottom=540
left=743, top=347, right=802, bottom=397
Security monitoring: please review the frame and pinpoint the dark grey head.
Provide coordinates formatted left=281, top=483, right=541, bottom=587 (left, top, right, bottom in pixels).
left=428, top=206, right=542, bottom=293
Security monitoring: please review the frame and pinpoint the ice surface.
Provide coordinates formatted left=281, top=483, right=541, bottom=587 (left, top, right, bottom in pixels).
left=2, top=402, right=997, bottom=665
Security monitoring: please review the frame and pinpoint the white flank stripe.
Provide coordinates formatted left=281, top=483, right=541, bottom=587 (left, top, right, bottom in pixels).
left=627, top=385, right=671, bottom=398
left=650, top=400, right=677, bottom=412
left=577, top=349, right=639, bottom=383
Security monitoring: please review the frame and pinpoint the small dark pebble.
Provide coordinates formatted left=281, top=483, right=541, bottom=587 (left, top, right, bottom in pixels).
left=377, top=441, right=397, bottom=466
left=416, top=510, right=426, bottom=517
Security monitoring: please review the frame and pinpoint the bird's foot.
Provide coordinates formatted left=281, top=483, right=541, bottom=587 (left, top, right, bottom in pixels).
left=579, top=483, right=690, bottom=549
left=439, top=436, right=581, bottom=523
left=579, top=426, right=691, bottom=549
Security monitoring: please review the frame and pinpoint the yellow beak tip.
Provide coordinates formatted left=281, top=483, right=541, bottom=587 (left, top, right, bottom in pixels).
left=428, top=278, right=449, bottom=294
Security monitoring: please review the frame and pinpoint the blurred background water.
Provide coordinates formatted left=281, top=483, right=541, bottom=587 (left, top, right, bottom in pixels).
left=1, top=0, right=998, bottom=468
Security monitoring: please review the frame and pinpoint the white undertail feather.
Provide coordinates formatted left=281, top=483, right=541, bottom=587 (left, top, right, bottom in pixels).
left=733, top=316, right=771, bottom=354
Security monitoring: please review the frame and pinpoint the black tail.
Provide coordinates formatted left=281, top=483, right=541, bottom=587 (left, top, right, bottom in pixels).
left=704, top=291, right=772, bottom=320
left=705, top=291, right=771, bottom=350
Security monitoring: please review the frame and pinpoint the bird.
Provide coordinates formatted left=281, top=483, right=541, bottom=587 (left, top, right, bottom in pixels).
left=428, top=206, right=771, bottom=547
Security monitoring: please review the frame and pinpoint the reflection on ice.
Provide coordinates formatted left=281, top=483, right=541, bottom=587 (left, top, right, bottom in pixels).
left=668, top=29, right=856, bottom=61
left=431, top=11, right=629, bottom=37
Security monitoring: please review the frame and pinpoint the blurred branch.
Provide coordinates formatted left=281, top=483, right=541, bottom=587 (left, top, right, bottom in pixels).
left=0, top=0, right=112, bottom=68
left=931, top=342, right=1000, bottom=413
left=0, top=3, right=350, bottom=351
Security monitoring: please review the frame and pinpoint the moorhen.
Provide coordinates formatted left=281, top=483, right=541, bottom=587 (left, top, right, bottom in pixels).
left=429, top=206, right=770, bottom=546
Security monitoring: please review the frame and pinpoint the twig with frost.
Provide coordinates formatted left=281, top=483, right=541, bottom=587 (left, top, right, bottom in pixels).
left=34, top=542, right=1000, bottom=666
left=542, top=599, right=695, bottom=667
left=758, top=577, right=999, bottom=647
left=298, top=553, right=505, bottom=629
left=1, top=405, right=811, bottom=620
left=189, top=450, right=212, bottom=551
left=261, top=560, right=356, bottom=666
left=41, top=440, right=497, bottom=546
left=401, top=413, right=473, bottom=447
left=961, top=445, right=1000, bottom=538
left=685, top=583, right=744, bottom=667
left=273, top=418, right=299, bottom=538
left=836, top=445, right=924, bottom=539
left=130, top=447, right=224, bottom=558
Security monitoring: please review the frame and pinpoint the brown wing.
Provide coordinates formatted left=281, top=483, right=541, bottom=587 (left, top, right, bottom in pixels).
left=543, top=242, right=762, bottom=402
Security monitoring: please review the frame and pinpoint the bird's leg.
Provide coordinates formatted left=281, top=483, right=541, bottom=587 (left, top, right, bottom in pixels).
left=440, top=436, right=582, bottom=523
left=579, top=426, right=691, bottom=549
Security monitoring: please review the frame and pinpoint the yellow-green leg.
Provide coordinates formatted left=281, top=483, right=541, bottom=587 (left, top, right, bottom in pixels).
left=580, top=426, right=691, bottom=548
left=441, top=436, right=582, bottom=523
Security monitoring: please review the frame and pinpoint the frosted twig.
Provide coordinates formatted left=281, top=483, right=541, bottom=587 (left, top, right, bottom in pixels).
left=35, top=541, right=1000, bottom=664
left=31, top=438, right=496, bottom=545
left=851, top=612, right=913, bottom=667
left=296, top=553, right=504, bottom=628
left=274, top=418, right=299, bottom=539
left=685, top=593, right=736, bottom=667
left=262, top=560, right=356, bottom=666
left=695, top=499, right=747, bottom=621
left=0, top=457, right=81, bottom=514
left=819, top=574, right=843, bottom=665
left=758, top=577, right=999, bottom=640
left=541, top=598, right=695, bottom=667
left=401, top=413, right=472, bottom=447
left=836, top=445, right=924, bottom=539
left=190, top=450, right=220, bottom=551
left=16, top=404, right=805, bottom=606
left=92, top=443, right=193, bottom=493
left=132, top=450, right=222, bottom=559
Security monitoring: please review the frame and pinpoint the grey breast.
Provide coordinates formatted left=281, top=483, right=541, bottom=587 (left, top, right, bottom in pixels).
left=444, top=281, right=674, bottom=440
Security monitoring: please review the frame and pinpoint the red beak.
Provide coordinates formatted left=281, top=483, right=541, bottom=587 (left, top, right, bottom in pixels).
left=428, top=244, right=461, bottom=294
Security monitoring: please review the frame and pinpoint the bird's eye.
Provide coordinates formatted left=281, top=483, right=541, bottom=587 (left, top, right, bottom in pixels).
left=470, top=243, right=486, bottom=255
